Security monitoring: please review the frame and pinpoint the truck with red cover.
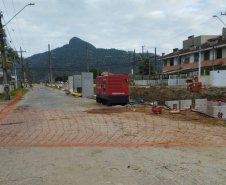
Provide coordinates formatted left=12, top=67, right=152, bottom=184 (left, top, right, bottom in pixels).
left=96, top=75, right=129, bottom=106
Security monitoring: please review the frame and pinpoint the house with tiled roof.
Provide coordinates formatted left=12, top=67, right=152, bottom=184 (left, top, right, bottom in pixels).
left=161, top=28, right=226, bottom=77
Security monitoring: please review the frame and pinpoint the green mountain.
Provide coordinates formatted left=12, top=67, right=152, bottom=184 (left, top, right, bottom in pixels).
left=26, top=37, right=161, bottom=82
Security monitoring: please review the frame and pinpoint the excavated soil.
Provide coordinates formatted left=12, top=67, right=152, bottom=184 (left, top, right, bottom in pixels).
left=130, top=86, right=226, bottom=102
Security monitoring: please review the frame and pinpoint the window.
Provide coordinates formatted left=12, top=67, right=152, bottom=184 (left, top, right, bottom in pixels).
left=184, top=55, right=190, bottom=64
left=170, top=58, right=174, bottom=66
left=216, top=48, right=222, bottom=59
left=179, top=56, right=182, bottom=65
left=194, top=53, right=199, bottom=62
left=163, top=60, right=167, bottom=67
left=204, top=50, right=210, bottom=61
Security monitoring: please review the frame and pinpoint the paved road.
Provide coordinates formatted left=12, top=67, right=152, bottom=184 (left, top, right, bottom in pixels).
left=0, top=86, right=225, bottom=185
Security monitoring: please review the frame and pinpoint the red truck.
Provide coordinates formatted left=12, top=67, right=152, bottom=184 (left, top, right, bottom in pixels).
left=96, top=75, right=129, bottom=106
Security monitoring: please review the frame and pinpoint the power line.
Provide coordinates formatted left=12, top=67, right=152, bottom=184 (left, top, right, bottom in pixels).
left=11, top=0, right=26, bottom=50
left=2, top=16, right=17, bottom=51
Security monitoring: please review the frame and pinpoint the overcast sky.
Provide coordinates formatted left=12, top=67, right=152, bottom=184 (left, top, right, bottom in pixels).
left=1, top=0, right=226, bottom=57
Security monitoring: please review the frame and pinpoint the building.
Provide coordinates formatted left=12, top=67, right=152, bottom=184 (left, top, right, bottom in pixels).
left=161, top=28, right=226, bottom=77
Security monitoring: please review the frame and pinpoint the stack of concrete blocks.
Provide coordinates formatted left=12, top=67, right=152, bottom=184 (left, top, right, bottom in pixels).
left=68, top=76, right=73, bottom=92
left=81, top=72, right=94, bottom=98
left=73, top=75, right=81, bottom=93
left=165, top=100, right=180, bottom=110
left=180, top=100, right=192, bottom=110
left=195, top=99, right=207, bottom=113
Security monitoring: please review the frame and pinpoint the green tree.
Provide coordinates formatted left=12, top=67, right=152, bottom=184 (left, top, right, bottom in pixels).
left=137, top=57, right=156, bottom=75
left=54, top=76, right=68, bottom=82
left=90, top=68, right=102, bottom=79
left=5, top=46, right=19, bottom=63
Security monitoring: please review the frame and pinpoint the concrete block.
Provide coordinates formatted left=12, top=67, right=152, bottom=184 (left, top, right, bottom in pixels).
left=81, top=72, right=94, bottom=97
left=68, top=76, right=73, bottom=92
left=165, top=100, right=180, bottom=110
left=212, top=106, right=226, bottom=119
left=195, top=99, right=207, bottom=113
left=180, top=100, right=192, bottom=110
left=207, top=101, right=220, bottom=117
left=73, top=75, right=81, bottom=92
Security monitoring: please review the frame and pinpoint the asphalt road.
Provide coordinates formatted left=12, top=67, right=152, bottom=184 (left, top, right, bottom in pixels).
left=0, top=86, right=225, bottom=185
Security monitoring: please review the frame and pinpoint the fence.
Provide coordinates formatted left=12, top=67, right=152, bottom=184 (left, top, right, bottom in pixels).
left=134, top=79, right=186, bottom=86
left=0, top=85, right=15, bottom=94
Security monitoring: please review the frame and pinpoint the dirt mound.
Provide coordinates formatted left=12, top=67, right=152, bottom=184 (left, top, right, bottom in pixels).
left=129, top=86, right=226, bottom=102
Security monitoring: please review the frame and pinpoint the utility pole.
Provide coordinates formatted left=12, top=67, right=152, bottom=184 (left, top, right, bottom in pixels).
left=86, top=46, right=89, bottom=72
left=96, top=58, right=99, bottom=77
left=141, top=46, right=145, bottom=80
left=147, top=50, right=151, bottom=80
left=128, top=52, right=131, bottom=75
left=177, top=51, right=180, bottom=86
left=0, top=12, right=10, bottom=100
left=14, top=56, right=17, bottom=89
left=133, top=49, right=136, bottom=85
left=19, top=47, right=26, bottom=87
left=212, top=46, right=215, bottom=71
left=48, top=44, right=52, bottom=86
left=154, top=47, right=157, bottom=74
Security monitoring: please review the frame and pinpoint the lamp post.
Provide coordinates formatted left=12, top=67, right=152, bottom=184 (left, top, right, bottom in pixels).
left=0, top=3, right=35, bottom=100
left=3, top=3, right=35, bottom=27
left=213, top=15, right=226, bottom=26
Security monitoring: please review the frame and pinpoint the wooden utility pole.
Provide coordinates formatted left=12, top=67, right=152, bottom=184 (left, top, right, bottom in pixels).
left=48, top=44, right=52, bottom=86
left=0, top=12, right=10, bottom=100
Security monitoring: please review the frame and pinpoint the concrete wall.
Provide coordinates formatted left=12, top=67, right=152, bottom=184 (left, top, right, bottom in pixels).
left=134, top=79, right=168, bottom=86
left=168, top=79, right=186, bottom=86
left=73, top=75, right=81, bottom=92
left=68, top=76, right=73, bottom=92
left=0, top=85, right=15, bottom=94
left=81, top=72, right=94, bottom=98
left=210, top=70, right=226, bottom=87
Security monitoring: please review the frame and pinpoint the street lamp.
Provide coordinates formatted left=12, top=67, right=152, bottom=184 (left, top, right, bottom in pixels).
left=3, top=3, right=35, bottom=27
left=0, top=3, right=34, bottom=100
left=213, top=15, right=226, bottom=27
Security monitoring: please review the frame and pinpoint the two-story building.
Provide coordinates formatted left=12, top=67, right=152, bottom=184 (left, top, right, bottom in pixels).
left=161, top=28, right=226, bottom=77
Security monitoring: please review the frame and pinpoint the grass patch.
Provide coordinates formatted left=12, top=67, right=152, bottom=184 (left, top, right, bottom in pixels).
left=46, top=85, right=62, bottom=90
left=0, top=93, right=5, bottom=99
left=0, top=88, right=30, bottom=99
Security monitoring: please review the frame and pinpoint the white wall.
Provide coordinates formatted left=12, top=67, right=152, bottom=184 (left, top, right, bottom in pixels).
left=68, top=76, right=73, bottom=92
left=210, top=70, right=226, bottom=87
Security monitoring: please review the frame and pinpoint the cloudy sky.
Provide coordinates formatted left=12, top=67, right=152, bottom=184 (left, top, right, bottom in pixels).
left=1, top=0, right=226, bottom=57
